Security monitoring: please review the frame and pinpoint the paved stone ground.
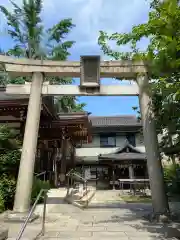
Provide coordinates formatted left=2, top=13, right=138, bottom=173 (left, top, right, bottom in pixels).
left=1, top=189, right=180, bottom=239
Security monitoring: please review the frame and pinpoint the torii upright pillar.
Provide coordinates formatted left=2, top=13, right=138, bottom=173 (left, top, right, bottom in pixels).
left=9, top=72, right=43, bottom=221
left=137, top=74, right=169, bottom=215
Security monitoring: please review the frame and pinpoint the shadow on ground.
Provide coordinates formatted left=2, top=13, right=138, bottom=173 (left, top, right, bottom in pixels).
left=46, top=196, right=67, bottom=204
left=89, top=202, right=180, bottom=239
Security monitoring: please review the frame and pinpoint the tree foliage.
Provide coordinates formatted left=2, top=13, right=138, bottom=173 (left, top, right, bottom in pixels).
left=0, top=0, right=86, bottom=112
left=54, top=96, right=86, bottom=113
left=0, top=124, right=51, bottom=210
left=0, top=125, right=21, bottom=210
left=98, top=0, right=180, bottom=157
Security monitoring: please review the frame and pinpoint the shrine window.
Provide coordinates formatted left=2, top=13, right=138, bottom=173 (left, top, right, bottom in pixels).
left=126, top=133, right=136, bottom=147
left=100, top=134, right=116, bottom=147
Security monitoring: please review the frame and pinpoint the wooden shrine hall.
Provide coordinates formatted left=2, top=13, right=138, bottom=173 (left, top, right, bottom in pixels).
left=0, top=86, right=92, bottom=186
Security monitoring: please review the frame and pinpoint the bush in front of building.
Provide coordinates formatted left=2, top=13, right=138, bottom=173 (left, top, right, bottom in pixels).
left=31, top=177, right=51, bottom=205
left=0, top=126, right=51, bottom=212
left=0, top=149, right=21, bottom=211
left=163, top=163, right=180, bottom=196
left=0, top=193, right=5, bottom=213
left=0, top=174, right=17, bottom=210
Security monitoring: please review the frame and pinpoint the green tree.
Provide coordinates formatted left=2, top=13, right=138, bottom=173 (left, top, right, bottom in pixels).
left=98, top=0, right=180, bottom=159
left=0, top=125, right=20, bottom=150
left=97, top=0, right=180, bottom=215
left=55, top=96, right=86, bottom=113
left=0, top=0, right=86, bottom=112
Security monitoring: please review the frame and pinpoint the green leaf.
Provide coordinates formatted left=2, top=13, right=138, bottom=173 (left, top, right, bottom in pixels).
left=98, top=0, right=180, bottom=154
left=0, top=0, right=86, bottom=112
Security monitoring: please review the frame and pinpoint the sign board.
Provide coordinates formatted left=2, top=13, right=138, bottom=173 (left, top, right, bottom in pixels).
left=80, top=55, right=100, bottom=87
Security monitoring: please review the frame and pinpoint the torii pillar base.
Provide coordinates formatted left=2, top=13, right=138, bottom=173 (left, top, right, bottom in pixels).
left=4, top=211, right=38, bottom=223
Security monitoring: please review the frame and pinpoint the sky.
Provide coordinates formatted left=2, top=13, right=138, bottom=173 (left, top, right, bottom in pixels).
left=0, top=0, right=151, bottom=116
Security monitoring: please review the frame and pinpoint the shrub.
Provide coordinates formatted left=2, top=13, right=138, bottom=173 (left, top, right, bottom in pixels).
left=31, top=177, right=51, bottom=205
left=0, top=175, right=16, bottom=210
left=164, top=163, right=180, bottom=181
left=0, top=150, right=20, bottom=177
left=0, top=175, right=51, bottom=211
left=0, top=125, right=52, bottom=211
left=0, top=193, right=5, bottom=213
left=0, top=148, right=20, bottom=211
left=163, top=163, right=180, bottom=195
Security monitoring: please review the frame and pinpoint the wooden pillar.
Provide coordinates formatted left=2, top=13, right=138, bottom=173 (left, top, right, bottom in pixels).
left=60, top=136, right=67, bottom=186
left=53, top=141, right=61, bottom=187
left=54, top=148, right=58, bottom=187
left=112, top=162, right=115, bottom=190
left=128, top=164, right=134, bottom=179
left=137, top=74, right=169, bottom=214
left=19, top=110, right=25, bottom=138
left=70, top=145, right=75, bottom=169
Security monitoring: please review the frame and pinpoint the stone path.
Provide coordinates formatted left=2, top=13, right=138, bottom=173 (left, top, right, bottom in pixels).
left=91, top=189, right=125, bottom=203
left=1, top=189, right=180, bottom=239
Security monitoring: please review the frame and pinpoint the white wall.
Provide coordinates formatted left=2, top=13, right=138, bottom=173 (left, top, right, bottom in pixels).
left=76, top=147, right=119, bottom=157
left=76, top=132, right=146, bottom=157
left=135, top=132, right=145, bottom=152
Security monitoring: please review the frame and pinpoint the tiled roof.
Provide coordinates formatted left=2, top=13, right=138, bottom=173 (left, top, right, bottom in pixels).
left=89, top=115, right=141, bottom=127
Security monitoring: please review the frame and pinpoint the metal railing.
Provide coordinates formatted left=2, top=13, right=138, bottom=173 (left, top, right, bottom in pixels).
left=66, top=170, right=88, bottom=195
left=67, top=169, right=86, bottom=181
left=16, top=189, right=48, bottom=240
left=34, top=171, right=46, bottom=181
left=66, top=170, right=97, bottom=208
left=66, top=170, right=87, bottom=184
left=66, top=169, right=74, bottom=177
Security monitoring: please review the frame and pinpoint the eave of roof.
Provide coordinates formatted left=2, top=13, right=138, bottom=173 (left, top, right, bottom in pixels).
left=99, top=152, right=146, bottom=161
left=89, top=115, right=141, bottom=128
left=98, top=141, right=146, bottom=161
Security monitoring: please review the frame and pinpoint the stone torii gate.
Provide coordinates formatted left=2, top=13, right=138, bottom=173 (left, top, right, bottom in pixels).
left=0, top=55, right=168, bottom=220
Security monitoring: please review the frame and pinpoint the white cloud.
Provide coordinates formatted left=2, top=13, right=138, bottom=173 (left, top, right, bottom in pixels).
left=42, top=0, right=150, bottom=48
left=0, top=0, right=151, bottom=84
left=0, top=0, right=150, bottom=50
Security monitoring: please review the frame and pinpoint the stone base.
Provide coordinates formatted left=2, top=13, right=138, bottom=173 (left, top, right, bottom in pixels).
left=4, top=210, right=39, bottom=223
left=143, top=211, right=180, bottom=223
left=0, top=225, right=8, bottom=240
